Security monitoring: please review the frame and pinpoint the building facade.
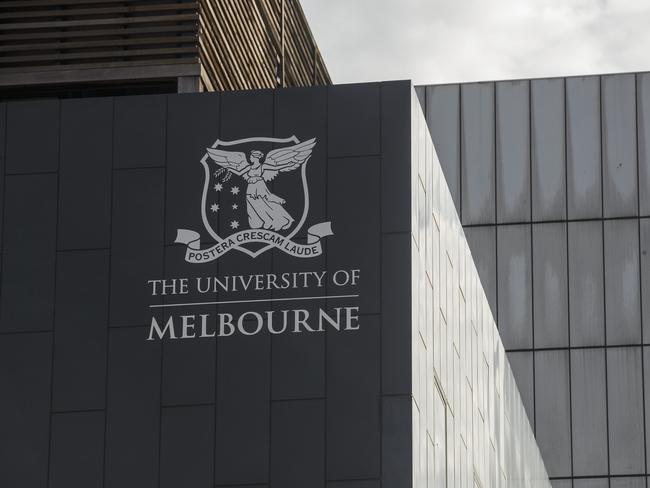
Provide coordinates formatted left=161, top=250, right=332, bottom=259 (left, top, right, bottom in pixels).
left=0, top=82, right=550, bottom=487
left=420, top=72, right=650, bottom=488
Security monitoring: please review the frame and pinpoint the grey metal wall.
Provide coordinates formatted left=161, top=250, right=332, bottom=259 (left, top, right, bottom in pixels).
left=419, top=72, right=650, bottom=487
left=410, top=88, right=550, bottom=487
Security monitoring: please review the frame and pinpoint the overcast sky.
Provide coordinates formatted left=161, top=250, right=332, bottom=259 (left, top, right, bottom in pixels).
left=300, top=0, right=650, bottom=85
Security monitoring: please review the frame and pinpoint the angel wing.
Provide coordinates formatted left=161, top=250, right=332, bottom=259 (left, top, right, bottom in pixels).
left=205, top=147, right=250, bottom=177
left=262, top=138, right=316, bottom=181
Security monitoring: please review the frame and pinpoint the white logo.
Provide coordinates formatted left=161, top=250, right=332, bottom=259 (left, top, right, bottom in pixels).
left=175, top=135, right=333, bottom=263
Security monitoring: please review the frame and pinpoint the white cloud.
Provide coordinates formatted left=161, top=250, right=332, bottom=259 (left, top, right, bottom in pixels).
left=300, top=0, right=650, bottom=85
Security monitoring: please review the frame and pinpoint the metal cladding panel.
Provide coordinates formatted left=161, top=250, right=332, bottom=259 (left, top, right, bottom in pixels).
left=464, top=226, right=497, bottom=319
left=534, top=350, right=571, bottom=478
left=571, top=349, right=608, bottom=477
left=551, top=481, right=573, bottom=488
left=568, top=220, right=605, bottom=347
left=496, top=80, right=531, bottom=223
left=461, top=82, right=495, bottom=225
left=602, top=74, right=638, bottom=218
left=566, top=76, right=602, bottom=219
left=604, top=219, right=641, bottom=345
left=607, top=347, right=645, bottom=475
left=533, top=222, right=569, bottom=348
left=497, top=224, right=533, bottom=350
left=531, top=78, right=566, bottom=221
left=506, top=351, right=534, bottom=427
left=638, top=73, right=650, bottom=216
left=609, top=479, right=647, bottom=488
left=425, top=84, right=461, bottom=213
left=644, top=347, right=650, bottom=472
left=574, top=480, right=609, bottom=488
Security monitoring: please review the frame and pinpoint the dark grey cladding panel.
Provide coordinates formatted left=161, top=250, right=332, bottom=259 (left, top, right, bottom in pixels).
left=52, top=250, right=109, bottom=412
left=327, top=156, right=381, bottom=314
left=105, top=327, right=161, bottom=488
left=0, top=104, right=5, bottom=250
left=114, top=95, right=167, bottom=169
left=381, top=396, right=412, bottom=488
left=110, top=245, right=164, bottom=327
left=382, top=81, right=412, bottom=233
left=1, top=173, right=57, bottom=332
left=161, top=326, right=216, bottom=406
left=0, top=333, right=51, bottom=488
left=327, top=314, right=380, bottom=480
left=274, top=85, right=328, bottom=235
left=271, top=400, right=325, bottom=488
left=58, top=97, right=113, bottom=250
left=328, top=83, right=380, bottom=157
left=160, top=405, right=215, bottom=488
left=215, top=332, right=270, bottom=485
left=166, top=92, right=221, bottom=245
left=381, top=233, right=412, bottom=395
left=271, top=330, right=325, bottom=400
left=49, top=411, right=105, bottom=488
left=112, top=168, right=165, bottom=249
left=6, top=99, right=59, bottom=174
left=328, top=481, right=380, bottom=488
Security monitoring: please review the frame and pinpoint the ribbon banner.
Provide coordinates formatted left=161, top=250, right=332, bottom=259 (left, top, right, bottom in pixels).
left=175, top=222, right=333, bottom=263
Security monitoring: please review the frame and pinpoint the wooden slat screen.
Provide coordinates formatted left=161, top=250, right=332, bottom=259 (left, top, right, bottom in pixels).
left=199, top=0, right=330, bottom=91
left=0, top=0, right=330, bottom=92
left=0, top=0, right=200, bottom=83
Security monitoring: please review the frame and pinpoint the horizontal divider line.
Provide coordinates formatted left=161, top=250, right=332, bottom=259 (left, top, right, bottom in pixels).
left=149, top=294, right=359, bottom=308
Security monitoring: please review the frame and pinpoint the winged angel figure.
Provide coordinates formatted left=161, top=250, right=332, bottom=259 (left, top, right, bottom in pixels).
left=206, top=138, right=316, bottom=232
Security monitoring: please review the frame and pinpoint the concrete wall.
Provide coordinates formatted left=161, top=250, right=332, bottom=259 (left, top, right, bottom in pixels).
left=419, top=72, right=650, bottom=487
left=410, top=89, right=550, bottom=487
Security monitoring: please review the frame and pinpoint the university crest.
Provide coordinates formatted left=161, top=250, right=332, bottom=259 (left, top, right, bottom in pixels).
left=175, top=136, right=333, bottom=263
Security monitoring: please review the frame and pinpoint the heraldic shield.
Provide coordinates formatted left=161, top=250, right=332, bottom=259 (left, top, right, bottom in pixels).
left=175, top=135, right=333, bottom=263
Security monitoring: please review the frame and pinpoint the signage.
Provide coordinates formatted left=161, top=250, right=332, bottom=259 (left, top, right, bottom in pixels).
left=175, top=136, right=333, bottom=262
left=146, top=134, right=360, bottom=341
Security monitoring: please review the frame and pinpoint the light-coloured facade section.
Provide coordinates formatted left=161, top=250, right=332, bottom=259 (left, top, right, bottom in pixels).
left=410, top=89, right=551, bottom=487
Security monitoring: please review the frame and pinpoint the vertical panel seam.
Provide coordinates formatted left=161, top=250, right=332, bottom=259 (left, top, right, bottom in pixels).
left=564, top=76, right=575, bottom=480
left=45, top=97, right=62, bottom=488
left=635, top=72, right=649, bottom=479
left=100, top=96, right=116, bottom=488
